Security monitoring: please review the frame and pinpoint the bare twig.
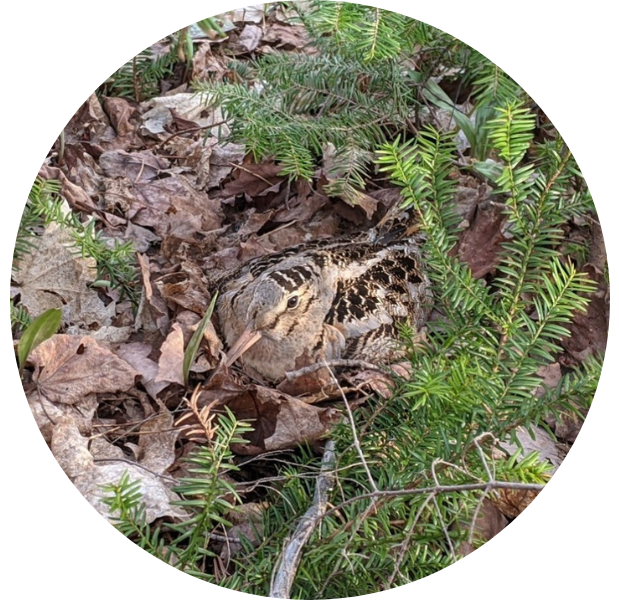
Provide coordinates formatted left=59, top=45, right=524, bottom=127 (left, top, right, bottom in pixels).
left=323, top=361, right=378, bottom=493
left=323, top=480, right=545, bottom=520
left=270, top=440, right=336, bottom=599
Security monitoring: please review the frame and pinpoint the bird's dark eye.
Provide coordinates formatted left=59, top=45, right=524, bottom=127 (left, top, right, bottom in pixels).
left=287, top=295, right=300, bottom=309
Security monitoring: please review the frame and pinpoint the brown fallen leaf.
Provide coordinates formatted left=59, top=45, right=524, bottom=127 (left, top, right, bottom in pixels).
left=27, top=389, right=98, bottom=443
left=208, top=142, right=247, bottom=189
left=13, top=224, right=115, bottom=329
left=227, top=385, right=340, bottom=455
left=321, top=143, right=379, bottom=219
left=158, top=261, right=212, bottom=314
left=456, top=200, right=507, bottom=278
left=535, top=362, right=562, bottom=397
left=63, top=93, right=116, bottom=149
left=38, top=166, right=98, bottom=213
left=350, top=362, right=413, bottom=399
left=501, top=425, right=564, bottom=472
left=277, top=347, right=337, bottom=398
left=458, top=498, right=508, bottom=556
left=490, top=487, right=540, bottom=520
left=192, top=41, right=227, bottom=83
left=137, top=407, right=180, bottom=473
left=141, top=92, right=210, bottom=124
left=221, top=161, right=284, bottom=198
left=131, top=175, right=223, bottom=238
left=135, top=253, right=170, bottom=333
left=238, top=233, right=277, bottom=263
left=102, top=97, right=138, bottom=138
left=231, top=5, right=264, bottom=23
left=261, top=23, right=311, bottom=50
left=115, top=342, right=168, bottom=400
left=272, top=193, right=328, bottom=224
left=231, top=24, right=263, bottom=54
left=219, top=502, right=266, bottom=562
left=155, top=323, right=185, bottom=386
left=51, top=415, right=185, bottom=522
left=99, top=149, right=168, bottom=183
left=238, top=209, right=274, bottom=236
left=184, top=372, right=339, bottom=455
left=28, top=334, right=138, bottom=405
left=62, top=150, right=102, bottom=200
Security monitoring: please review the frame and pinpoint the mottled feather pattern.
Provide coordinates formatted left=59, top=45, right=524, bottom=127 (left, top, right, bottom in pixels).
left=216, top=236, right=431, bottom=382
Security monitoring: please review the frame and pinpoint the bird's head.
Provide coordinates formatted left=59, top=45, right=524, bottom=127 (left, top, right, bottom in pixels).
left=224, top=262, right=330, bottom=367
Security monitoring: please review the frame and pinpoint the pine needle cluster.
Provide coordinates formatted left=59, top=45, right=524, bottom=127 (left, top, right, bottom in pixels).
left=196, top=1, right=524, bottom=188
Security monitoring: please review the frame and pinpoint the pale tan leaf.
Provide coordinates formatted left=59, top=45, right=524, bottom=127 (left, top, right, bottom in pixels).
left=29, top=334, right=138, bottom=405
left=155, top=323, right=185, bottom=385
left=51, top=416, right=186, bottom=522
left=13, top=225, right=115, bottom=328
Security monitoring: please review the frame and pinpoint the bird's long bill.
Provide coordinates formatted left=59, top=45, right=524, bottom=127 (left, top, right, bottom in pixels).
left=225, top=327, right=263, bottom=367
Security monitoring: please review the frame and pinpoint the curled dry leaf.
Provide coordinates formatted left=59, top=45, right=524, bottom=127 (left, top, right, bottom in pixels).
left=158, top=260, right=213, bottom=314
left=13, top=225, right=115, bottom=329
left=208, top=142, right=246, bottom=189
left=456, top=200, right=508, bottom=278
left=261, top=23, right=311, bottom=50
left=490, top=487, right=540, bottom=520
left=191, top=41, right=227, bottom=83
left=221, top=161, right=284, bottom=198
left=51, top=415, right=185, bottom=522
left=186, top=372, right=339, bottom=455
left=38, top=166, right=98, bottom=213
left=351, top=362, right=413, bottom=399
left=102, top=96, right=138, bottom=138
left=155, top=323, right=185, bottom=386
left=458, top=499, right=508, bottom=556
left=28, top=334, right=138, bottom=405
left=142, top=93, right=208, bottom=124
left=99, top=149, right=168, bottom=183
left=115, top=342, right=168, bottom=400
left=233, top=25, right=263, bottom=53
left=137, top=407, right=180, bottom=474
left=228, top=384, right=339, bottom=455
left=135, top=253, right=170, bottom=333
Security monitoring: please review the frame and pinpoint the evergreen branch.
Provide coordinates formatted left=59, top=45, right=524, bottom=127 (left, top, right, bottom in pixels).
left=495, top=148, right=574, bottom=351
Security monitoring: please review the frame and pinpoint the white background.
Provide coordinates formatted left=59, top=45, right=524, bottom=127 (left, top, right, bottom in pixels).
left=1, top=1, right=616, bottom=597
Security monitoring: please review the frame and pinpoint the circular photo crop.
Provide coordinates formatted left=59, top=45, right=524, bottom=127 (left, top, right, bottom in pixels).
left=11, top=2, right=608, bottom=597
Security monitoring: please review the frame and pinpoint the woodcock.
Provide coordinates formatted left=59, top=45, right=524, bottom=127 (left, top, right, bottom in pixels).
left=216, top=235, right=431, bottom=382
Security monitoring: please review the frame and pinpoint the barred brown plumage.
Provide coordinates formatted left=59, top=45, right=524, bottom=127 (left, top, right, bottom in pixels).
left=216, top=235, right=431, bottom=382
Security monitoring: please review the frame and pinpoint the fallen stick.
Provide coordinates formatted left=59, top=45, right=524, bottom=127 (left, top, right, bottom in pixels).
left=269, top=439, right=336, bottom=599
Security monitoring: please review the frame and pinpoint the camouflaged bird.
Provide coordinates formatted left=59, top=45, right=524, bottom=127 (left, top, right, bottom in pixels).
left=216, top=235, right=431, bottom=382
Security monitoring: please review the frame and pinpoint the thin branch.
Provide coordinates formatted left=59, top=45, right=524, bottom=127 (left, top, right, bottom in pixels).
left=270, top=439, right=336, bottom=599
left=323, top=480, right=545, bottom=520
left=323, top=361, right=379, bottom=493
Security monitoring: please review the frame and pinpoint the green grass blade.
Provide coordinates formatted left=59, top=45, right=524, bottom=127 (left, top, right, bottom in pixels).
left=17, top=308, right=62, bottom=371
left=183, top=292, right=219, bottom=385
